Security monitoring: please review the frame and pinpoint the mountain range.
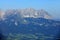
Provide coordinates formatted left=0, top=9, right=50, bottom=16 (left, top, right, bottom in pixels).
left=0, top=8, right=60, bottom=40
left=0, top=8, right=52, bottom=20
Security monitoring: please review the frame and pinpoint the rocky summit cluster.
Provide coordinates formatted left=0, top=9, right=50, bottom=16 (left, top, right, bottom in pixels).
left=0, top=8, right=52, bottom=20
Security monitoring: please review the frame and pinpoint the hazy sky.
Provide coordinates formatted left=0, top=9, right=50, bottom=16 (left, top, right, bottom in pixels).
left=0, top=0, right=60, bottom=19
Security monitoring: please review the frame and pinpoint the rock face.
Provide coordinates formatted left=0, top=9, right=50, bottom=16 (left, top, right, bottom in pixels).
left=0, top=8, right=52, bottom=20
left=18, top=8, right=52, bottom=19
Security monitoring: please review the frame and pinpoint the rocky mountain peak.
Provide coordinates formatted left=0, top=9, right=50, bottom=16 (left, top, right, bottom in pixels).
left=0, top=8, right=52, bottom=20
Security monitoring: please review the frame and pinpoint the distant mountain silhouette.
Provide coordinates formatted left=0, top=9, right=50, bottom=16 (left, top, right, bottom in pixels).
left=0, top=8, right=52, bottom=20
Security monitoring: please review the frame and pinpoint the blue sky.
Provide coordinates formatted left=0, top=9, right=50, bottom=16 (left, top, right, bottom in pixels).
left=0, top=0, right=60, bottom=19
